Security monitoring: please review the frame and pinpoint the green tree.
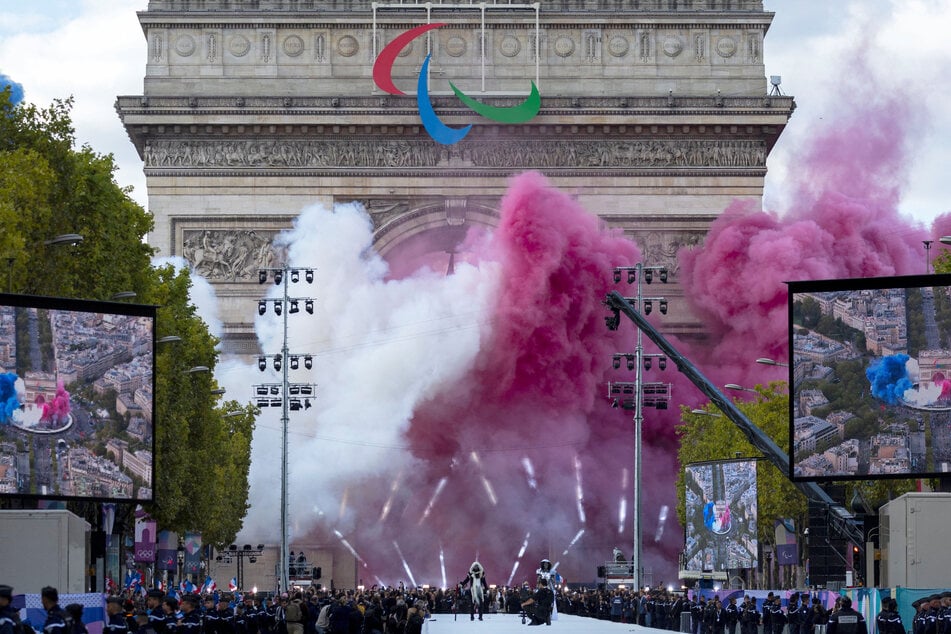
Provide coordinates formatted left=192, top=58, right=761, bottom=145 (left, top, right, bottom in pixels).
left=0, top=91, right=256, bottom=547
left=145, top=264, right=256, bottom=545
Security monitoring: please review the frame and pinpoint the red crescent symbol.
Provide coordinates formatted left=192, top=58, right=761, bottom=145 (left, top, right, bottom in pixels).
left=372, top=22, right=446, bottom=96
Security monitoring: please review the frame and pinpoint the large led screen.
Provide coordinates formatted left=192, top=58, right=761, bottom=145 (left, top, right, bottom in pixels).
left=683, top=459, right=758, bottom=571
left=0, top=293, right=155, bottom=502
left=788, top=274, right=951, bottom=481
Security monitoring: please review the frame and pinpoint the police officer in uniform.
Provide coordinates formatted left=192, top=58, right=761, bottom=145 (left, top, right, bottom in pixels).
left=740, top=596, right=760, bottom=634
left=202, top=597, right=218, bottom=634
left=178, top=596, right=202, bottom=634
left=875, top=597, right=904, bottom=634
left=913, top=600, right=928, bottom=634
left=105, top=597, right=129, bottom=634
left=147, top=590, right=167, bottom=634
left=0, top=585, right=22, bottom=634
left=40, top=587, right=66, bottom=634
left=215, top=598, right=234, bottom=634
left=724, top=597, right=739, bottom=634
left=787, top=593, right=803, bottom=634
left=827, top=597, right=867, bottom=634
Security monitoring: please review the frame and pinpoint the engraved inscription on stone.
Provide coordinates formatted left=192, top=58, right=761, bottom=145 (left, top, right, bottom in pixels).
left=175, top=34, right=196, bottom=57
left=337, top=34, right=359, bottom=57
left=716, top=36, right=736, bottom=58
left=608, top=35, right=629, bottom=57
left=283, top=35, right=305, bottom=57
left=181, top=229, right=278, bottom=282
left=663, top=36, right=683, bottom=58
left=554, top=36, right=575, bottom=58
left=229, top=34, right=251, bottom=57
left=446, top=36, right=467, bottom=57
left=144, top=139, right=767, bottom=170
left=500, top=35, right=520, bottom=57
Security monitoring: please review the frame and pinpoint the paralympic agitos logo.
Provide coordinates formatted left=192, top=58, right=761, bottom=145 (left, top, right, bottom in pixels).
left=372, top=23, right=541, bottom=145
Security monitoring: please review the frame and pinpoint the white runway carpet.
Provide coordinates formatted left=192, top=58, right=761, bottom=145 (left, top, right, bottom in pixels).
left=424, top=613, right=672, bottom=634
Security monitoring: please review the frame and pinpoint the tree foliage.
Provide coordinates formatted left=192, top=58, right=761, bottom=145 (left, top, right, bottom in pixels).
left=0, top=91, right=255, bottom=546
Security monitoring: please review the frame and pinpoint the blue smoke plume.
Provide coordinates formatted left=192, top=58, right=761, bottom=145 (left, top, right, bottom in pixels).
left=1, top=73, right=24, bottom=106
left=0, top=372, right=22, bottom=423
left=865, top=354, right=912, bottom=405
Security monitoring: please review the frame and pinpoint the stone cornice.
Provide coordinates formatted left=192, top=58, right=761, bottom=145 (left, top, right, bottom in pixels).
left=139, top=17, right=774, bottom=29
left=118, top=94, right=795, bottom=114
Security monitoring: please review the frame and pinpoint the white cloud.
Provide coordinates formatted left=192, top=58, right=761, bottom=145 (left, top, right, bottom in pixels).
left=0, top=0, right=149, bottom=206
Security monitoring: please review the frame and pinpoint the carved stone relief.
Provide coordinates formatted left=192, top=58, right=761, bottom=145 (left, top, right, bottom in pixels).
left=638, top=30, right=652, bottom=62
left=315, top=33, right=327, bottom=61
left=637, top=230, right=706, bottom=279
left=337, top=35, right=359, bottom=57
left=151, top=33, right=164, bottom=62
left=207, top=33, right=217, bottom=62
left=284, top=35, right=305, bottom=57
left=662, top=36, right=683, bottom=58
left=554, top=36, right=575, bottom=58
left=229, top=35, right=251, bottom=57
left=499, top=34, right=521, bottom=58
left=144, top=138, right=768, bottom=170
left=175, top=34, right=195, bottom=57
left=716, top=36, right=736, bottom=58
left=181, top=229, right=279, bottom=282
left=608, top=35, right=629, bottom=58
left=355, top=199, right=411, bottom=231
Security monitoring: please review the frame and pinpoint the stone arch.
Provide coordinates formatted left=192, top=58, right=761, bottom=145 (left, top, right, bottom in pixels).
left=372, top=198, right=500, bottom=279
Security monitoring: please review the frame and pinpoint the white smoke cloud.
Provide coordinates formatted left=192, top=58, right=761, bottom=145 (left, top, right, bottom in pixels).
left=151, top=256, right=224, bottom=341
left=224, top=201, right=500, bottom=541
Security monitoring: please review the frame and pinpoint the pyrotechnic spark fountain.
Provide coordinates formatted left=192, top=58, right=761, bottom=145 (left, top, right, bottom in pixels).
left=379, top=470, right=402, bottom=523
left=481, top=475, right=498, bottom=506
left=333, top=529, right=366, bottom=565
left=561, top=528, right=585, bottom=556
left=517, top=531, right=531, bottom=558
left=338, top=487, right=349, bottom=522
left=573, top=455, right=586, bottom=524
left=521, top=456, right=538, bottom=490
left=470, top=451, right=498, bottom=506
left=506, top=561, right=520, bottom=586
left=419, top=476, right=448, bottom=525
left=439, top=545, right=447, bottom=589
left=655, top=505, right=669, bottom=542
left=618, top=497, right=627, bottom=535
left=393, top=540, right=417, bottom=588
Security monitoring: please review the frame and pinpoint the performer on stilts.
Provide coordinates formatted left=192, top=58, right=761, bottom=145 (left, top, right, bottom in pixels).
left=459, top=561, right=488, bottom=622
left=535, top=559, right=559, bottom=622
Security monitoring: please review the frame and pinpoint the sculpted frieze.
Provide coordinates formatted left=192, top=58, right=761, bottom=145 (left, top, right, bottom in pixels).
left=144, top=139, right=767, bottom=170
left=181, top=229, right=278, bottom=282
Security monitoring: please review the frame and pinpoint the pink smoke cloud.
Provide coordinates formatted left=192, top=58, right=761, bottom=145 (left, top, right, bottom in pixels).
left=38, top=381, right=71, bottom=425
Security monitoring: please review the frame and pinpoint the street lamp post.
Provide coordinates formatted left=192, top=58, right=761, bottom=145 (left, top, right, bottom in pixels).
left=607, top=263, right=671, bottom=590
left=256, top=266, right=316, bottom=592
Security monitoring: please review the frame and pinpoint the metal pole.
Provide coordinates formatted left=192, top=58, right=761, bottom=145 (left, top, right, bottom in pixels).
left=632, top=264, right=643, bottom=592
left=280, top=267, right=290, bottom=592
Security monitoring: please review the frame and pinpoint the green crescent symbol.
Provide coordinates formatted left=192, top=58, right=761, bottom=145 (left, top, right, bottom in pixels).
left=448, top=81, right=541, bottom=124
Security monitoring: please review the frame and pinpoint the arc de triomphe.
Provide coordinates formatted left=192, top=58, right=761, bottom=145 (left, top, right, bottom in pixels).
left=117, top=0, right=793, bottom=354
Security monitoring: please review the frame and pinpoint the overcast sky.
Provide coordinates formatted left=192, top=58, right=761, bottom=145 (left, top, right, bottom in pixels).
left=0, top=0, right=949, bottom=225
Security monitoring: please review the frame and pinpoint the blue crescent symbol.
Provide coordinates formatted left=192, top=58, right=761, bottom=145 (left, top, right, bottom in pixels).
left=418, top=54, right=472, bottom=145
